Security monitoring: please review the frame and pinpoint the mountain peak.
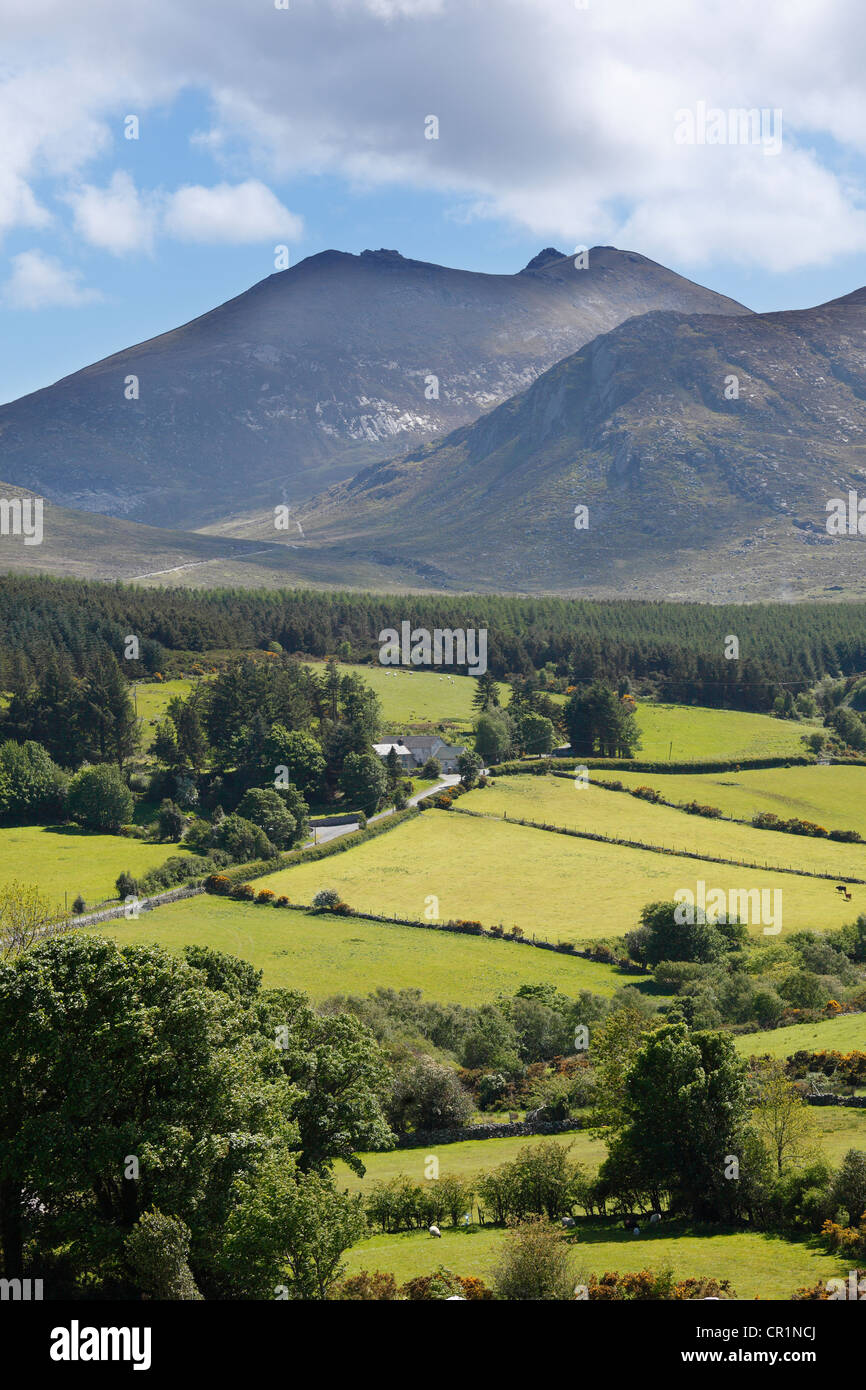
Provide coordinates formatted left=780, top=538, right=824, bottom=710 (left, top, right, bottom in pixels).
left=520, top=247, right=569, bottom=273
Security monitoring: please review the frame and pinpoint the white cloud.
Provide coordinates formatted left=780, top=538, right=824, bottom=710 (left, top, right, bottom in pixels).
left=1, top=0, right=866, bottom=271
left=4, top=250, right=102, bottom=309
left=163, top=179, right=303, bottom=243
left=64, top=171, right=158, bottom=255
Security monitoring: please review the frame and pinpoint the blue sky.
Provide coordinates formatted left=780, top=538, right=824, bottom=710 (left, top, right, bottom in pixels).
left=2, top=0, right=866, bottom=405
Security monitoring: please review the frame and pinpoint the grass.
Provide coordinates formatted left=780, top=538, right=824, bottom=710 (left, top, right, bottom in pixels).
left=256, top=809, right=859, bottom=943
left=734, top=1012, right=866, bottom=1059
left=609, top=765, right=866, bottom=839
left=630, top=703, right=816, bottom=762
left=335, top=1131, right=607, bottom=1196
left=131, top=678, right=194, bottom=749
left=337, top=1107, right=866, bottom=1197
left=464, top=774, right=866, bottom=880
left=0, top=823, right=196, bottom=907
left=327, top=663, right=484, bottom=731
left=98, top=894, right=625, bottom=1003
left=339, top=1220, right=844, bottom=1298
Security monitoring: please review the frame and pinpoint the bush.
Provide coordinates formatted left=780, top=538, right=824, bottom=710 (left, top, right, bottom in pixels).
left=491, top=1217, right=576, bottom=1301
left=312, top=887, right=343, bottom=912
left=67, top=764, right=133, bottom=831
left=256, top=889, right=275, bottom=904
left=275, top=895, right=290, bottom=907
left=115, top=870, right=139, bottom=899
left=332, top=1270, right=399, bottom=1301
left=72, top=894, right=86, bottom=915
left=230, top=882, right=256, bottom=901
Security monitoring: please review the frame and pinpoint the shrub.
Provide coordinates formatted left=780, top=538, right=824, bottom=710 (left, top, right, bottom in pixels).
left=312, top=887, right=343, bottom=912
left=631, top=785, right=662, bottom=803
left=115, top=870, right=139, bottom=899
left=491, top=1217, right=576, bottom=1301
left=275, top=895, right=290, bottom=907
left=205, top=874, right=233, bottom=896
left=67, top=764, right=133, bottom=831
left=256, top=889, right=275, bottom=904
left=72, top=894, right=86, bottom=915
left=230, top=883, right=256, bottom=901
left=332, top=1270, right=399, bottom=1301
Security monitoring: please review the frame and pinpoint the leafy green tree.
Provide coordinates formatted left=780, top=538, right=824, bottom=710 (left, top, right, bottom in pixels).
left=0, top=740, right=66, bottom=822
left=750, top=1059, right=818, bottom=1178
left=564, top=681, right=640, bottom=758
left=516, top=711, right=556, bottom=756
left=457, top=750, right=482, bottom=786
left=212, top=813, right=276, bottom=863
left=831, top=1149, right=866, bottom=1226
left=182, top=945, right=263, bottom=1004
left=237, top=787, right=299, bottom=850
left=389, top=1056, right=473, bottom=1133
left=474, top=710, right=513, bottom=764
left=67, top=764, right=133, bottom=830
left=420, top=756, right=441, bottom=779
left=603, top=1024, right=750, bottom=1220
left=339, top=751, right=387, bottom=815
left=124, top=1209, right=202, bottom=1300
left=222, top=1155, right=366, bottom=1299
left=158, top=798, right=185, bottom=842
left=0, top=881, right=70, bottom=962
left=257, top=989, right=393, bottom=1173
left=0, top=935, right=275, bottom=1282
left=461, top=1004, right=521, bottom=1073
left=267, top=727, right=326, bottom=798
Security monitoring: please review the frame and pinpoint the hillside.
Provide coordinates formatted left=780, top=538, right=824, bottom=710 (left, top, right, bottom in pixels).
left=292, top=289, right=866, bottom=598
left=0, top=246, right=748, bottom=530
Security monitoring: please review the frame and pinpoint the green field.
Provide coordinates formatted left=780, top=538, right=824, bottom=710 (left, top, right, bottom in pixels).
left=256, top=810, right=856, bottom=943
left=609, top=765, right=866, bottom=839
left=340, top=1221, right=843, bottom=1298
left=734, top=1011, right=866, bottom=1059
left=0, top=823, right=197, bottom=907
left=100, top=894, right=624, bottom=1003
left=465, top=775, right=866, bottom=880
left=131, top=678, right=195, bottom=749
left=630, top=704, right=816, bottom=762
left=335, top=1131, right=607, bottom=1195
left=328, top=663, right=485, bottom=730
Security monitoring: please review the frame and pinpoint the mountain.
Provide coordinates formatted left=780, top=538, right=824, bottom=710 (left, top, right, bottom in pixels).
left=0, top=247, right=748, bottom=529
left=289, top=289, right=866, bottom=600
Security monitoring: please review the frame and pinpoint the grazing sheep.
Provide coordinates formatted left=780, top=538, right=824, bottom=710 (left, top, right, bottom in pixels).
left=561, top=1216, right=576, bottom=1229
left=429, top=1225, right=441, bottom=1238
left=650, top=1212, right=661, bottom=1224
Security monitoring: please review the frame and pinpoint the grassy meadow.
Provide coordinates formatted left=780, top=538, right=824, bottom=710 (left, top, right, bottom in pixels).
left=256, top=809, right=856, bottom=942
left=734, top=1011, right=866, bottom=1059
left=99, top=895, right=625, bottom=1003
left=609, top=764, right=866, bottom=839
left=463, top=774, right=866, bottom=880
left=0, top=823, right=197, bottom=908
left=339, top=1221, right=844, bottom=1298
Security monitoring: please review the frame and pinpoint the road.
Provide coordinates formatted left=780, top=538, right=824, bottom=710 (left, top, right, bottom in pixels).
left=306, top=774, right=460, bottom=845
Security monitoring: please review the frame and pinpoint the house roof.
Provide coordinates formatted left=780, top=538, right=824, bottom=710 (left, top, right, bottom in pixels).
left=373, top=742, right=412, bottom=757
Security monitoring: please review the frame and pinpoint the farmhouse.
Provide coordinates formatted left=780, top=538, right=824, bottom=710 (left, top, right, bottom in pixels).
left=372, top=741, right=414, bottom=770
left=380, top=733, right=467, bottom=773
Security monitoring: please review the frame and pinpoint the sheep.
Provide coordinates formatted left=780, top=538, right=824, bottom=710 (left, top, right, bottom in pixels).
left=561, top=1216, right=576, bottom=1229
left=429, top=1224, right=441, bottom=1238
left=650, top=1212, right=661, bottom=1224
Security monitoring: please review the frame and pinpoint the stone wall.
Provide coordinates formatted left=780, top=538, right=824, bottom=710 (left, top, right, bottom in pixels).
left=394, top=1117, right=587, bottom=1149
